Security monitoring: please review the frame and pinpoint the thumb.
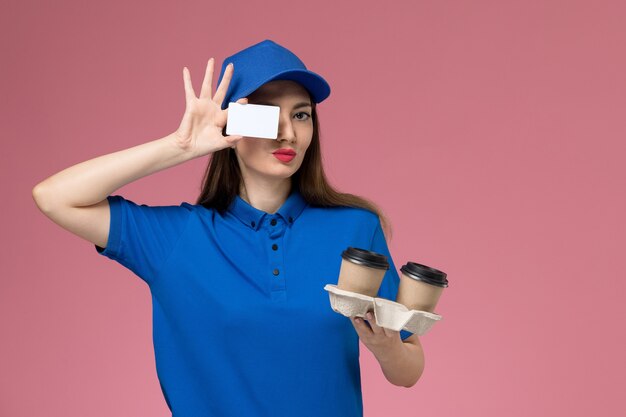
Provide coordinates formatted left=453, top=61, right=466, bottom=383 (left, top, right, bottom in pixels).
left=236, top=97, right=248, bottom=104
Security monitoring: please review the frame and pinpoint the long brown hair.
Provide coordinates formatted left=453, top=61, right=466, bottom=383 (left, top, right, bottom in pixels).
left=195, top=100, right=394, bottom=240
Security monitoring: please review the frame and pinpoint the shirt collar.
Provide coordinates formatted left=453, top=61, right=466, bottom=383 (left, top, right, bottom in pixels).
left=227, top=188, right=308, bottom=231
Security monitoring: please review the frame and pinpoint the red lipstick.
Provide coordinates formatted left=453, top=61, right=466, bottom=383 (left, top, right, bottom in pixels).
left=273, top=148, right=296, bottom=162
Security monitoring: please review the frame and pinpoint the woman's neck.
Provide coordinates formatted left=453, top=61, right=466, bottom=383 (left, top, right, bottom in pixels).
left=239, top=176, right=292, bottom=214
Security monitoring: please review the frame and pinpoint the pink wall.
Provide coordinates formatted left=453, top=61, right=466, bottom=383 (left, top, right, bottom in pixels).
left=2, top=0, right=624, bottom=416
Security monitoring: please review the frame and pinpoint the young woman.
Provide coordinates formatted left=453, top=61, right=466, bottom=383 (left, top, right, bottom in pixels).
left=32, top=39, right=424, bottom=417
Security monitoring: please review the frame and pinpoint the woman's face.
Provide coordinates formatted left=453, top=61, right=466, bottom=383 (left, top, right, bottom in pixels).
left=232, top=80, right=314, bottom=183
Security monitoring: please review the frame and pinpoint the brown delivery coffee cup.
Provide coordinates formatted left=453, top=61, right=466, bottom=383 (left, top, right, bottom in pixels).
left=397, top=262, right=448, bottom=313
left=337, top=247, right=389, bottom=297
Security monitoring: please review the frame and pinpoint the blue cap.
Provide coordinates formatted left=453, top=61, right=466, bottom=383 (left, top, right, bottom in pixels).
left=216, top=39, right=331, bottom=110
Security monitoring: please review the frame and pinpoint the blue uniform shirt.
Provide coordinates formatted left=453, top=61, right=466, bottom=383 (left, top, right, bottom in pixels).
left=95, top=187, right=413, bottom=417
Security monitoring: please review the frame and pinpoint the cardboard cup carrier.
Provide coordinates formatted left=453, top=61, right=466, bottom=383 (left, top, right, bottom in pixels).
left=325, top=248, right=449, bottom=336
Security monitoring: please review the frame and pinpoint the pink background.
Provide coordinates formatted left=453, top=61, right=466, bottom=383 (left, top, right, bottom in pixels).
left=2, top=1, right=625, bottom=416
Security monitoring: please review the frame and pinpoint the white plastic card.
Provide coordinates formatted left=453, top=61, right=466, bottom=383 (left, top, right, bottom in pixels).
left=226, top=102, right=280, bottom=139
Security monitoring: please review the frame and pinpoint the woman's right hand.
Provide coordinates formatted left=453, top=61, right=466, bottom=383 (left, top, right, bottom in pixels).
left=174, top=58, right=247, bottom=157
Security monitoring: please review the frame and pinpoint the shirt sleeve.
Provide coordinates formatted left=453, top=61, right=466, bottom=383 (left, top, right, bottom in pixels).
left=369, top=218, right=415, bottom=341
left=94, top=194, right=193, bottom=285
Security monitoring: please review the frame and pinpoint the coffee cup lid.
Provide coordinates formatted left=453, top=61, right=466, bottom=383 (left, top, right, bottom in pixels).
left=341, top=247, right=389, bottom=270
left=400, top=262, right=448, bottom=287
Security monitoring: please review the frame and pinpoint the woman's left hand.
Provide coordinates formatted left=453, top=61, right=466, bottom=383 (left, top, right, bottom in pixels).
left=350, top=311, right=402, bottom=358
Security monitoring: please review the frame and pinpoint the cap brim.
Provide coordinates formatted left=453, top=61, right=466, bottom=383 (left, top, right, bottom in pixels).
left=234, top=69, right=331, bottom=105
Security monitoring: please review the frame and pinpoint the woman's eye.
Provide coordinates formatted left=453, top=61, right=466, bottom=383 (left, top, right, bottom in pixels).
left=294, top=112, right=311, bottom=121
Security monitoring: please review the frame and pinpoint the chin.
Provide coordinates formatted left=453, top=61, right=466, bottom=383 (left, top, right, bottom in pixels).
left=273, top=169, right=297, bottom=179
left=271, top=159, right=302, bottom=172
left=265, top=165, right=300, bottom=179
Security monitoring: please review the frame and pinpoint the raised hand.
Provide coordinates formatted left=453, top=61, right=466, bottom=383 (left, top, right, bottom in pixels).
left=174, top=58, right=247, bottom=157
